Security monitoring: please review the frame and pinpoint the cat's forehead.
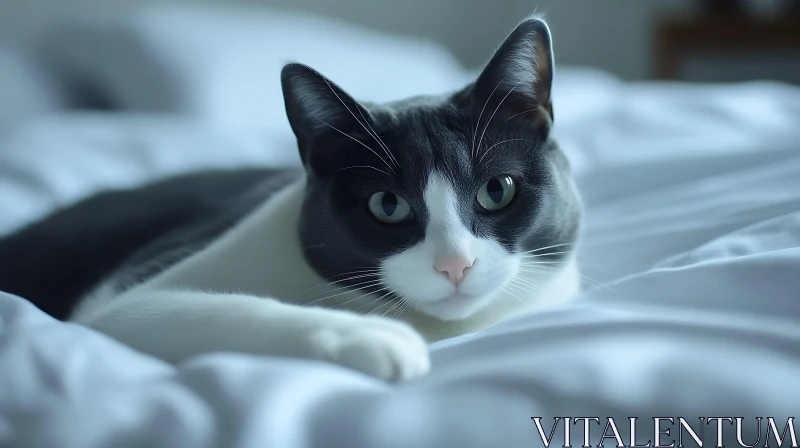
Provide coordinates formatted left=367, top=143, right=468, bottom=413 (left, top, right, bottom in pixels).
left=372, top=95, right=471, bottom=141
left=366, top=95, right=540, bottom=188
left=369, top=96, right=477, bottom=170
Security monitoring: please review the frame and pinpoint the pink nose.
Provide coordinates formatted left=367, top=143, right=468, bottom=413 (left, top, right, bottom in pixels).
left=434, top=257, right=474, bottom=284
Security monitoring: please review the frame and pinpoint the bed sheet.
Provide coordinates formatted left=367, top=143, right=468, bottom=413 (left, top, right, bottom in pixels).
left=2, top=77, right=800, bottom=447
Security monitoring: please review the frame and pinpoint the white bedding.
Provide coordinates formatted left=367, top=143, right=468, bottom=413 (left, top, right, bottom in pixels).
left=3, top=6, right=800, bottom=448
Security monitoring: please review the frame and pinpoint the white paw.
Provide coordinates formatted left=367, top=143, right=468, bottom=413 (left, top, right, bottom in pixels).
left=310, top=316, right=430, bottom=382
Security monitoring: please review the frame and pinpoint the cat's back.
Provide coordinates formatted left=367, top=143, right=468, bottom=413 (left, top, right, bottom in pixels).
left=0, top=167, right=301, bottom=319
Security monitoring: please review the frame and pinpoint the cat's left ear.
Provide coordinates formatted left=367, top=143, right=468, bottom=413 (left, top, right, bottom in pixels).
left=474, top=16, right=555, bottom=124
left=281, top=63, right=372, bottom=168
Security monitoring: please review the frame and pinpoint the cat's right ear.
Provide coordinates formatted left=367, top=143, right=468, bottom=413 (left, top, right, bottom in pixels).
left=281, top=63, right=368, bottom=168
left=473, top=16, right=555, bottom=125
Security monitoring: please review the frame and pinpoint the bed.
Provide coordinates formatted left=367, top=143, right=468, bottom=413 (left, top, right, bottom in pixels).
left=1, top=4, right=799, bottom=447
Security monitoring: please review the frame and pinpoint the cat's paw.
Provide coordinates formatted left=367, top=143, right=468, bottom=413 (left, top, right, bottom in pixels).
left=309, top=317, right=430, bottom=382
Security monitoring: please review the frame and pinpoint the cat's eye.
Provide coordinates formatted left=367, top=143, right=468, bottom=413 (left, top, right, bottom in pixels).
left=368, top=192, right=413, bottom=224
left=477, top=175, right=517, bottom=211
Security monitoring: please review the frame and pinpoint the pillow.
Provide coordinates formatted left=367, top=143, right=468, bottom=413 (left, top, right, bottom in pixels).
left=0, top=46, right=64, bottom=121
left=36, top=4, right=472, bottom=133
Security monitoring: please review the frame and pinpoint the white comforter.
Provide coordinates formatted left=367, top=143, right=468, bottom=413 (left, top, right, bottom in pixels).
left=2, top=8, right=800, bottom=443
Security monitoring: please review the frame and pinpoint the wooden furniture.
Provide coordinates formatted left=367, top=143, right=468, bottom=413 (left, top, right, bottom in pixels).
left=654, top=12, right=800, bottom=84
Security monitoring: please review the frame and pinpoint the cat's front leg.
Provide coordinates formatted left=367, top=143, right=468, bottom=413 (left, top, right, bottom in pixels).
left=71, top=289, right=430, bottom=382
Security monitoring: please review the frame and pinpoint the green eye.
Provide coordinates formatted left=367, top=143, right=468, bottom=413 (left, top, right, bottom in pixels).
left=477, top=175, right=517, bottom=211
left=368, top=192, right=413, bottom=224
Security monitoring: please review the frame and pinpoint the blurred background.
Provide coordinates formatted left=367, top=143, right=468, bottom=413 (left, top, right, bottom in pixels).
left=1, top=0, right=799, bottom=83
left=1, top=0, right=800, bottom=235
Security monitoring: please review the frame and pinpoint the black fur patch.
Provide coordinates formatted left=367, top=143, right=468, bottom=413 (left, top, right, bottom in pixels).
left=0, top=169, right=299, bottom=319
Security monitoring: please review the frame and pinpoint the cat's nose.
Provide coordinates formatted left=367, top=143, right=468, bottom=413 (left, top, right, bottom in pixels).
left=434, top=256, right=474, bottom=284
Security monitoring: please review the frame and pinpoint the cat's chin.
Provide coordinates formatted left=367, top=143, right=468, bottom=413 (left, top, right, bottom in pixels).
left=409, top=292, right=494, bottom=322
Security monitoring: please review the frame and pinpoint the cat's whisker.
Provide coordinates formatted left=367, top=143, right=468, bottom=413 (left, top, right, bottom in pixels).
left=510, top=275, right=546, bottom=291
left=476, top=80, right=523, bottom=156
left=471, top=76, right=506, bottom=159
left=517, top=265, right=569, bottom=271
left=395, top=299, right=411, bottom=317
left=306, top=270, right=416, bottom=297
left=517, top=251, right=572, bottom=259
left=516, top=268, right=562, bottom=276
left=582, top=280, right=621, bottom=295
left=374, top=289, right=397, bottom=304
left=321, top=78, right=399, bottom=170
left=511, top=272, right=547, bottom=286
left=517, top=267, right=612, bottom=293
left=497, top=288, right=511, bottom=312
left=516, top=266, right=569, bottom=274
left=523, top=263, right=600, bottom=281
left=521, top=260, right=614, bottom=274
left=339, top=291, right=382, bottom=313
left=517, top=242, right=576, bottom=255
left=517, top=267, right=599, bottom=290
left=501, top=283, right=529, bottom=306
left=303, top=270, right=382, bottom=294
left=324, top=269, right=382, bottom=279
left=517, top=252, right=571, bottom=259
left=504, top=108, right=539, bottom=122
left=353, top=101, right=400, bottom=169
left=371, top=301, right=396, bottom=317
left=315, top=118, right=394, bottom=172
left=314, top=265, right=418, bottom=274
left=572, top=272, right=615, bottom=292
left=495, top=252, right=572, bottom=269
left=331, top=286, right=391, bottom=311
left=306, top=286, right=382, bottom=307
left=518, top=260, right=571, bottom=266
left=338, top=165, right=393, bottom=178
left=351, top=299, right=377, bottom=314
left=506, top=281, right=546, bottom=305
left=392, top=299, right=412, bottom=320
left=516, top=256, right=615, bottom=275
left=304, top=279, right=384, bottom=304
left=478, top=138, right=535, bottom=165
left=514, top=271, right=571, bottom=287
left=362, top=294, right=396, bottom=315
left=307, top=274, right=383, bottom=295
left=523, top=263, right=614, bottom=298
left=396, top=297, right=413, bottom=317
left=326, top=268, right=382, bottom=275
left=380, top=298, right=405, bottom=318
left=318, top=268, right=382, bottom=280
left=307, top=280, right=385, bottom=301
left=313, top=267, right=382, bottom=276
left=315, top=265, right=382, bottom=271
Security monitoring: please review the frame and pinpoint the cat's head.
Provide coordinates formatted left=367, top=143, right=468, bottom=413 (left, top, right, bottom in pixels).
left=281, top=17, right=582, bottom=322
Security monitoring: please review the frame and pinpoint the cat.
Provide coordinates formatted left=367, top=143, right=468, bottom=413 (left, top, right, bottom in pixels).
left=0, top=17, right=582, bottom=382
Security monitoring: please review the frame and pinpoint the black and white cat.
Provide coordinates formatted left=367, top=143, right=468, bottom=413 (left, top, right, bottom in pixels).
left=0, top=17, right=582, bottom=381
